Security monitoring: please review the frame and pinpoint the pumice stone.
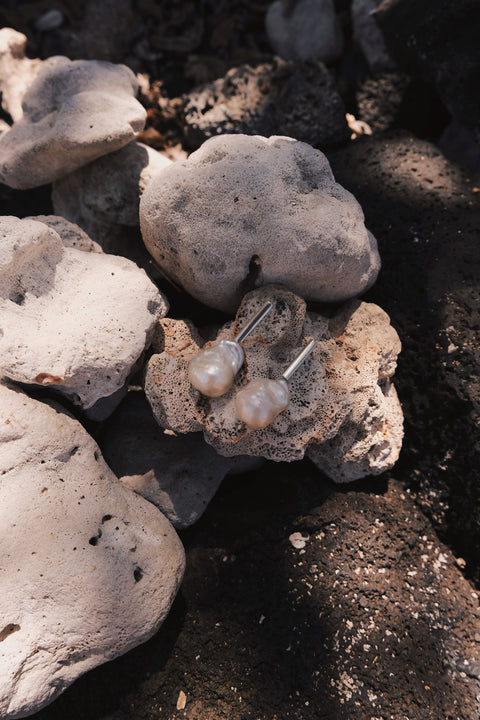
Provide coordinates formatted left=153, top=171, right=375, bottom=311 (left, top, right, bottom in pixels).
left=235, top=339, right=315, bottom=429
left=144, top=285, right=404, bottom=480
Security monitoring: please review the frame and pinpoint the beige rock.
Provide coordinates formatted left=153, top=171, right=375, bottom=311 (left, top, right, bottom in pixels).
left=52, top=141, right=171, bottom=250
left=140, top=134, right=380, bottom=313
left=265, top=0, right=343, bottom=63
left=144, top=285, right=403, bottom=480
left=0, top=382, right=185, bottom=719
left=100, top=390, right=263, bottom=529
left=0, top=57, right=146, bottom=189
left=0, top=28, right=41, bottom=122
left=0, top=217, right=167, bottom=411
left=25, top=215, right=103, bottom=253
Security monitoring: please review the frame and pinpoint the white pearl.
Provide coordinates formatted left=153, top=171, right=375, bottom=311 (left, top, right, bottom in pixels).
left=235, top=378, right=290, bottom=430
left=188, top=340, right=244, bottom=397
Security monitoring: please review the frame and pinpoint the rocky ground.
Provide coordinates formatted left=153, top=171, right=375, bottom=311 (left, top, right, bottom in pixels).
left=1, top=1, right=480, bottom=719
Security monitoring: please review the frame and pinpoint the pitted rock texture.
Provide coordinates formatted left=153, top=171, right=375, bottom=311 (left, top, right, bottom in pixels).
left=0, top=217, right=167, bottom=410
left=144, top=286, right=403, bottom=479
left=140, top=134, right=380, bottom=313
left=25, top=215, right=102, bottom=253
left=52, top=141, right=171, bottom=250
left=99, top=390, right=262, bottom=529
left=0, top=28, right=41, bottom=122
left=183, top=59, right=348, bottom=150
left=0, top=57, right=146, bottom=189
left=265, top=0, right=343, bottom=63
left=0, top=382, right=185, bottom=720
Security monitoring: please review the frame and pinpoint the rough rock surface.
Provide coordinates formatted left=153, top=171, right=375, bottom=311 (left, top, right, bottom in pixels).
left=0, top=381, right=185, bottom=719
left=265, top=0, right=343, bottom=63
left=140, top=134, right=380, bottom=312
left=326, top=129, right=480, bottom=579
left=0, top=28, right=41, bottom=122
left=99, top=390, right=262, bottom=529
left=183, top=59, right=348, bottom=150
left=32, top=470, right=480, bottom=720
left=144, top=286, right=403, bottom=480
left=375, top=0, right=480, bottom=142
left=0, top=57, right=146, bottom=189
left=0, top=217, right=167, bottom=411
left=352, top=0, right=395, bottom=72
left=25, top=215, right=102, bottom=253
left=52, top=141, right=171, bottom=250
left=356, top=72, right=410, bottom=133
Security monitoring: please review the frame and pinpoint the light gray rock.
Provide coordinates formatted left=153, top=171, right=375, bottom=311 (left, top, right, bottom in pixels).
left=144, top=285, right=403, bottom=479
left=0, top=217, right=167, bottom=411
left=0, top=28, right=41, bottom=122
left=52, top=141, right=171, bottom=252
left=265, top=0, right=343, bottom=63
left=100, top=389, right=263, bottom=529
left=25, top=215, right=103, bottom=253
left=0, top=57, right=146, bottom=189
left=352, top=0, right=395, bottom=72
left=140, top=134, right=380, bottom=312
left=0, top=381, right=185, bottom=719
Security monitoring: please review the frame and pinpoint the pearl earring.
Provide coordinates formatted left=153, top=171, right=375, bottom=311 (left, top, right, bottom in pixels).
left=235, top=339, right=316, bottom=430
left=188, top=302, right=273, bottom=397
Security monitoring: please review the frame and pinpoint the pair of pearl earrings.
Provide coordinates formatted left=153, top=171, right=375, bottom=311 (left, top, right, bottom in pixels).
left=188, top=302, right=315, bottom=430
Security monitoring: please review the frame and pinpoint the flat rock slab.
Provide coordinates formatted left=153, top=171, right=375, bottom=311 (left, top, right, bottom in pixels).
left=0, top=216, right=167, bottom=411
left=140, top=134, right=380, bottom=312
left=145, top=285, right=403, bottom=480
left=0, top=56, right=146, bottom=189
left=99, top=390, right=262, bottom=529
left=183, top=59, right=348, bottom=150
left=0, top=382, right=185, bottom=719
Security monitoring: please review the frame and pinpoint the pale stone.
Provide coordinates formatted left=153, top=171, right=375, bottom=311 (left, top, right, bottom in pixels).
left=0, top=217, right=167, bottom=411
left=25, top=215, right=103, bottom=253
left=144, top=285, right=403, bottom=480
left=99, top=390, right=262, bottom=529
left=352, top=0, right=396, bottom=73
left=265, top=0, right=343, bottom=63
left=0, top=57, right=146, bottom=189
left=0, top=28, right=41, bottom=122
left=0, top=381, right=185, bottom=719
left=140, top=134, right=380, bottom=313
left=52, top=141, right=171, bottom=250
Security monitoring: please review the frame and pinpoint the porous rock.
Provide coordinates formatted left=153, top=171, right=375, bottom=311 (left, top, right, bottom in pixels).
left=265, top=0, right=343, bottom=63
left=351, top=0, right=396, bottom=72
left=0, top=56, right=147, bottom=189
left=183, top=58, right=349, bottom=150
left=0, top=381, right=185, bottom=719
left=0, top=216, right=167, bottom=411
left=140, top=134, right=380, bottom=313
left=144, top=286, right=403, bottom=480
left=25, top=215, right=102, bottom=253
left=374, top=0, right=480, bottom=142
left=0, top=28, right=41, bottom=122
left=99, top=390, right=263, bottom=529
left=52, top=141, right=171, bottom=250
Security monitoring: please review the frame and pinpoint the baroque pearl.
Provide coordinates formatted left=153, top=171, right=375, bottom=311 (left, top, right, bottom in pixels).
left=235, top=377, right=290, bottom=430
left=188, top=339, right=244, bottom=397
